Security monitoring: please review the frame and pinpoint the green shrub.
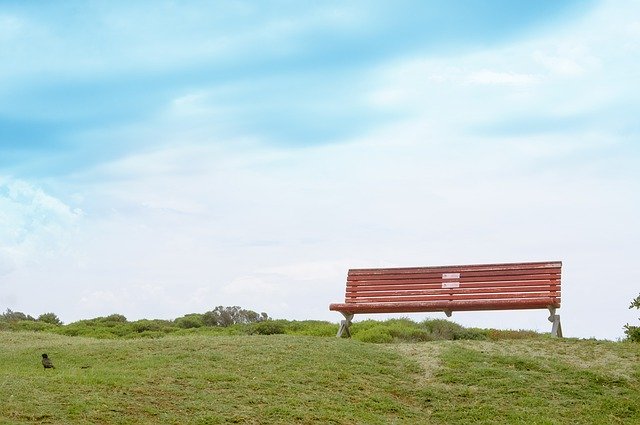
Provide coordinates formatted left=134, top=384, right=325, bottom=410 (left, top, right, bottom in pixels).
left=55, top=326, right=118, bottom=339
left=350, top=319, right=382, bottom=333
left=485, top=328, right=540, bottom=340
left=288, top=321, right=338, bottom=337
left=9, top=320, right=57, bottom=332
left=37, top=312, right=62, bottom=325
left=52, top=321, right=129, bottom=338
left=349, top=318, right=486, bottom=343
left=384, top=318, right=431, bottom=342
left=1, top=309, right=36, bottom=322
left=625, top=294, right=640, bottom=342
left=452, top=329, right=487, bottom=341
left=128, top=330, right=167, bottom=339
left=355, top=326, right=393, bottom=343
left=248, top=320, right=286, bottom=335
left=131, top=319, right=174, bottom=333
left=101, top=314, right=128, bottom=324
left=624, top=325, right=640, bottom=342
left=203, top=306, right=270, bottom=327
left=388, top=326, right=434, bottom=342
left=175, top=314, right=204, bottom=329
left=422, top=319, right=466, bottom=340
left=55, top=326, right=80, bottom=337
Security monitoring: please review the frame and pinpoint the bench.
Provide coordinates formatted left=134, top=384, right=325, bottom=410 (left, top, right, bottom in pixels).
left=329, top=261, right=562, bottom=337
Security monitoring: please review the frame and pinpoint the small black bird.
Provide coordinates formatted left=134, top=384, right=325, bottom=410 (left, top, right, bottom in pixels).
left=41, top=353, right=55, bottom=369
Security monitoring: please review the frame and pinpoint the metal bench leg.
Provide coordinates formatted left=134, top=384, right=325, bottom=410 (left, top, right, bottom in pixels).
left=337, top=313, right=354, bottom=338
left=548, top=307, right=563, bottom=338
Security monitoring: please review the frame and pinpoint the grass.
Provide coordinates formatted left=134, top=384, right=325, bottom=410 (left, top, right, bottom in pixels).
left=0, top=332, right=423, bottom=424
left=1, top=330, right=639, bottom=424
left=398, top=339, right=640, bottom=424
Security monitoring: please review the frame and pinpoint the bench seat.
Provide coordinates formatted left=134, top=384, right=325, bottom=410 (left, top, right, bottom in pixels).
left=329, top=261, right=562, bottom=337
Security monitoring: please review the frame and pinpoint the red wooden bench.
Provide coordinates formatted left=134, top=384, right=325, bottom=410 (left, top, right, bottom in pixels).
left=329, top=261, right=562, bottom=337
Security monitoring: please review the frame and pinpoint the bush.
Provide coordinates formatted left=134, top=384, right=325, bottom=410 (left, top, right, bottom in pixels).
left=351, top=318, right=478, bottom=342
left=384, top=318, right=433, bottom=342
left=55, top=324, right=119, bottom=339
left=38, top=312, right=62, bottom=325
left=422, top=319, right=466, bottom=340
left=624, top=325, right=640, bottom=342
left=52, top=317, right=132, bottom=338
left=128, top=330, right=167, bottom=339
left=175, top=314, right=204, bottom=329
left=453, top=329, right=488, bottom=340
left=1, top=309, right=35, bottom=322
left=101, top=314, right=128, bottom=323
left=350, top=319, right=383, bottom=333
left=248, top=320, right=286, bottom=335
left=355, top=327, right=393, bottom=343
left=388, top=326, right=434, bottom=342
left=624, top=294, right=640, bottom=342
left=346, top=318, right=494, bottom=343
left=203, top=306, right=269, bottom=327
left=485, top=329, right=539, bottom=340
left=8, top=320, right=57, bottom=332
left=285, top=321, right=338, bottom=337
left=130, top=319, right=174, bottom=333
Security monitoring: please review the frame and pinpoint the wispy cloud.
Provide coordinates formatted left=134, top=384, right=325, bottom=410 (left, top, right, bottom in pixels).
left=0, top=177, right=83, bottom=275
left=467, top=70, right=540, bottom=85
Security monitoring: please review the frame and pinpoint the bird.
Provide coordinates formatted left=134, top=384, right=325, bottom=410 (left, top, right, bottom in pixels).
left=41, top=353, right=55, bottom=369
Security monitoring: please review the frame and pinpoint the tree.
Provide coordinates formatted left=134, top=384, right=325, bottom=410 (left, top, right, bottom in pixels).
left=102, top=314, right=128, bottom=323
left=175, top=314, right=204, bottom=329
left=0, top=309, right=35, bottom=322
left=202, top=306, right=269, bottom=327
left=624, top=294, right=640, bottom=342
left=37, top=312, right=62, bottom=325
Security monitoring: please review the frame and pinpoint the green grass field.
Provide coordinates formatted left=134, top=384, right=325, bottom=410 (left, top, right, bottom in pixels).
left=1, top=330, right=639, bottom=424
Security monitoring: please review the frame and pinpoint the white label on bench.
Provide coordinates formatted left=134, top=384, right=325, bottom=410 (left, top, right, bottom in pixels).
left=442, top=282, right=460, bottom=289
left=442, top=273, right=460, bottom=279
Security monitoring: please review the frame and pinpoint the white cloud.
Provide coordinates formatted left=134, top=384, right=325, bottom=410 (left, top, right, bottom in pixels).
left=532, top=51, right=587, bottom=76
left=467, top=70, right=539, bottom=85
left=0, top=177, right=83, bottom=275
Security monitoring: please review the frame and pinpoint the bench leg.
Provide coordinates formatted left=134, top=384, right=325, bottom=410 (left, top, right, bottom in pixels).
left=337, top=313, right=354, bottom=338
left=548, top=307, right=563, bottom=338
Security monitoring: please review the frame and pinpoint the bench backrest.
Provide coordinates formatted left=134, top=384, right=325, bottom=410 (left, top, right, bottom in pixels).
left=344, top=261, right=561, bottom=310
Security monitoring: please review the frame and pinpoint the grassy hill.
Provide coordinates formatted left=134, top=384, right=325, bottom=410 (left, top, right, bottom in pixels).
left=1, top=331, right=639, bottom=424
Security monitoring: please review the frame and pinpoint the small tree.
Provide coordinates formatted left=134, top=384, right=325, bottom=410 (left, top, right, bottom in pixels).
left=624, top=294, right=640, bottom=342
left=1, top=309, right=35, bottom=322
left=37, top=312, right=62, bottom=325
left=202, top=306, right=270, bottom=327
left=175, top=314, right=204, bottom=329
left=102, top=314, right=128, bottom=323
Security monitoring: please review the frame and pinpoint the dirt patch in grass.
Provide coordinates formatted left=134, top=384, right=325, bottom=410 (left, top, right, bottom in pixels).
left=393, top=342, right=445, bottom=382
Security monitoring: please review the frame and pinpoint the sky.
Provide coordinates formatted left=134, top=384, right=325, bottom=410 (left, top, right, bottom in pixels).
left=1, top=0, right=639, bottom=340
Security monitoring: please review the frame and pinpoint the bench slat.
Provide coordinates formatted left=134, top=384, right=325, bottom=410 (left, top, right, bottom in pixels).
left=330, top=298, right=559, bottom=314
left=348, top=291, right=559, bottom=302
left=348, top=261, right=561, bottom=275
left=347, top=285, right=559, bottom=297
left=348, top=269, right=560, bottom=282
left=348, top=278, right=559, bottom=289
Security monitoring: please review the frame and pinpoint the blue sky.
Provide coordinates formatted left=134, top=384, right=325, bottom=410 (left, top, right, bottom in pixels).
left=1, top=0, right=639, bottom=339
